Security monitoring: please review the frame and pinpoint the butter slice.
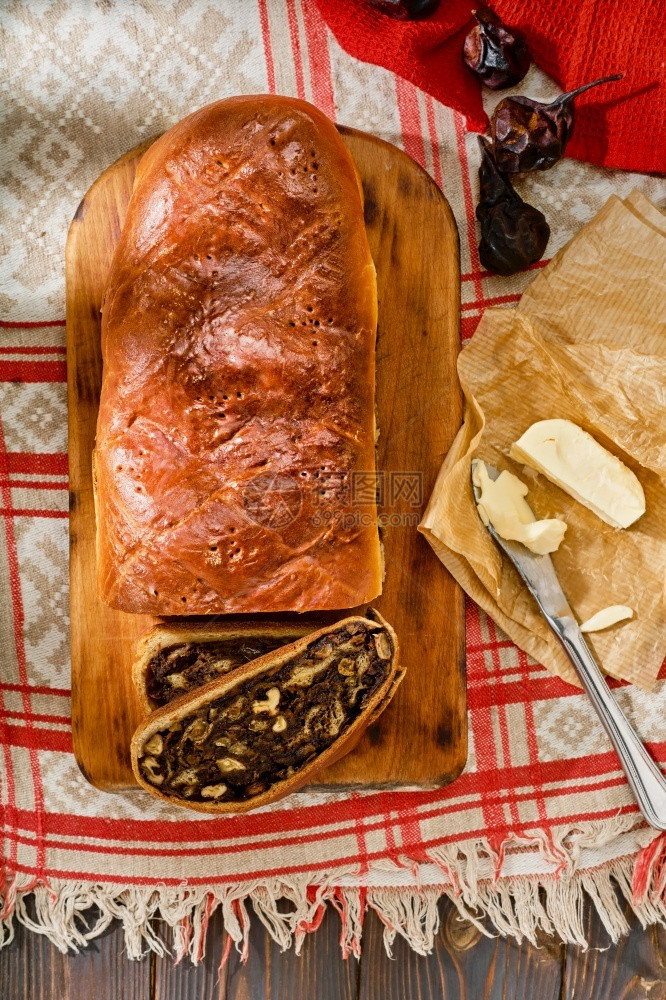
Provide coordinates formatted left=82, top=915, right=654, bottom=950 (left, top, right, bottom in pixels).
left=510, top=419, right=645, bottom=530
left=580, top=605, right=633, bottom=633
left=472, top=461, right=567, bottom=555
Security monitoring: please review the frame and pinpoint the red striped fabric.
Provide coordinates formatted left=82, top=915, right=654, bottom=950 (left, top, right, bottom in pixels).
left=0, top=360, right=66, bottom=383
left=3, top=299, right=663, bottom=885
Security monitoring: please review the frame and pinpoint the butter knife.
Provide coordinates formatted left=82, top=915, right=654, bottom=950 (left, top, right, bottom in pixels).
left=471, top=460, right=666, bottom=831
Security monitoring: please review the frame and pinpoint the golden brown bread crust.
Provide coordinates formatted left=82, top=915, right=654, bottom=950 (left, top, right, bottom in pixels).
left=95, top=95, right=381, bottom=614
left=130, top=611, right=403, bottom=813
left=132, top=620, right=315, bottom=715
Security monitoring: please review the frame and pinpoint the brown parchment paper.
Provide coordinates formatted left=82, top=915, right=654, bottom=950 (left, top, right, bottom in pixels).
left=419, top=192, right=666, bottom=690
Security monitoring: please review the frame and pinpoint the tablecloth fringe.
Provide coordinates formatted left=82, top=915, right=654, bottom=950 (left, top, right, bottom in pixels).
left=2, top=821, right=665, bottom=961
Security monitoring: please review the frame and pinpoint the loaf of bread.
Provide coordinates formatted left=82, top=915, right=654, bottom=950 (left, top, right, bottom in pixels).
left=95, top=95, right=381, bottom=614
left=133, top=621, right=314, bottom=714
left=131, top=611, right=403, bottom=813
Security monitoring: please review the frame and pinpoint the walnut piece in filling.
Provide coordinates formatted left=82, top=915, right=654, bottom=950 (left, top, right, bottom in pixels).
left=134, top=618, right=398, bottom=806
left=145, top=636, right=301, bottom=706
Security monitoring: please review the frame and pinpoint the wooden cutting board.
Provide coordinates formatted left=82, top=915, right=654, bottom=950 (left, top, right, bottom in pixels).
left=66, top=125, right=466, bottom=793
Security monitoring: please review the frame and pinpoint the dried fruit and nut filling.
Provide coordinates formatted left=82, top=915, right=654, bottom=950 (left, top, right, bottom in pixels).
left=137, top=622, right=393, bottom=803
left=145, top=636, right=300, bottom=705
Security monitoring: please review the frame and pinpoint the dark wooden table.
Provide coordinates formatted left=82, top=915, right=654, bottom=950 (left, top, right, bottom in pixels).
left=3, top=897, right=665, bottom=999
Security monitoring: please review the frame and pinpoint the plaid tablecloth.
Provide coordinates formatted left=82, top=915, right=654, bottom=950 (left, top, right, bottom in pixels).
left=1, top=0, right=665, bottom=961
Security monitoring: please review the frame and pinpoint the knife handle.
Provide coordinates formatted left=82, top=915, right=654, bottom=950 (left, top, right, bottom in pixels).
left=549, top=616, right=666, bottom=831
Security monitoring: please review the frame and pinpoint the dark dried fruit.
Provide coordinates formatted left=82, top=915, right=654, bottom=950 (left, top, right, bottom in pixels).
left=366, top=0, right=441, bottom=19
left=463, top=6, right=530, bottom=90
left=490, top=74, right=622, bottom=172
left=145, top=635, right=300, bottom=706
left=133, top=618, right=400, bottom=808
left=476, top=137, right=549, bottom=276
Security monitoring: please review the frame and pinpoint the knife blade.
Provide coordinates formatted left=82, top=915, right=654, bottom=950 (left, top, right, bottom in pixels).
left=471, top=459, right=666, bottom=830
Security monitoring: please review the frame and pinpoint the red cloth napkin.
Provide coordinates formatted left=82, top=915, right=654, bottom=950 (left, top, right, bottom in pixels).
left=315, top=0, right=665, bottom=174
